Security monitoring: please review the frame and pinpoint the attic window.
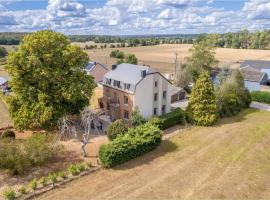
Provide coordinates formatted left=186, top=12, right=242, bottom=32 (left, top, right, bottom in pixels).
left=124, top=83, right=131, bottom=90
left=113, top=80, right=121, bottom=88
left=106, top=78, right=112, bottom=85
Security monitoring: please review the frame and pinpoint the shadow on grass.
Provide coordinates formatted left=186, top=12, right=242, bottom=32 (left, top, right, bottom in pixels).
left=214, top=108, right=259, bottom=127
left=113, top=140, right=178, bottom=171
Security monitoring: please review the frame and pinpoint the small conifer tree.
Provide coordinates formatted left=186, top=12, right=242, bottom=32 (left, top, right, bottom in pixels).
left=187, top=71, right=218, bottom=126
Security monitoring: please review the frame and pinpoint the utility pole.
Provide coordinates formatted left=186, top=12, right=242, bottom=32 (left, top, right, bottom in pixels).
left=174, top=52, right=178, bottom=76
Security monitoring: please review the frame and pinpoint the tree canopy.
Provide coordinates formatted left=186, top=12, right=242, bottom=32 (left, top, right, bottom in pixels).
left=186, top=42, right=218, bottom=80
left=6, top=30, right=96, bottom=130
left=216, top=69, right=251, bottom=117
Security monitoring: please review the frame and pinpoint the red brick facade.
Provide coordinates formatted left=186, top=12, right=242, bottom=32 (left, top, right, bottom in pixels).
left=102, top=85, right=133, bottom=121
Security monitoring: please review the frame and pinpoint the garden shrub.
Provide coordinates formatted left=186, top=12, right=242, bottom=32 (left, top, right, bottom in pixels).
left=49, top=173, right=58, bottom=187
left=130, top=106, right=146, bottom=126
left=68, top=164, right=80, bottom=176
left=0, top=134, right=63, bottom=175
left=77, top=163, right=86, bottom=172
left=99, top=123, right=162, bottom=168
left=158, top=108, right=186, bottom=130
left=58, top=171, right=67, bottom=179
left=18, top=186, right=27, bottom=195
left=0, top=139, right=30, bottom=175
left=107, top=119, right=128, bottom=141
left=216, top=69, right=251, bottom=118
left=24, top=134, right=63, bottom=166
left=30, top=178, right=38, bottom=191
left=39, top=176, right=48, bottom=187
left=0, top=130, right=15, bottom=139
left=251, top=91, right=270, bottom=104
left=3, top=188, right=16, bottom=200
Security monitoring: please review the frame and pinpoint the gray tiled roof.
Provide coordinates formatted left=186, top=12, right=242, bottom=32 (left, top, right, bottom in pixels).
left=240, top=66, right=266, bottom=82
left=240, top=60, right=270, bottom=70
left=85, top=62, right=108, bottom=71
left=104, top=63, right=156, bottom=85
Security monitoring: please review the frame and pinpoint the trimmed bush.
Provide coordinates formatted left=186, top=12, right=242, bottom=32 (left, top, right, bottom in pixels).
left=77, top=163, right=86, bottom=172
left=158, top=108, right=186, bottom=130
left=49, top=173, right=58, bottom=187
left=39, top=176, right=48, bottom=187
left=0, top=130, right=15, bottom=139
left=68, top=164, right=80, bottom=176
left=107, top=119, right=128, bottom=141
left=58, top=171, right=67, bottom=179
left=99, top=123, right=162, bottom=168
left=18, top=186, right=27, bottom=195
left=30, top=179, right=38, bottom=191
left=3, top=188, right=16, bottom=200
left=251, top=91, right=270, bottom=104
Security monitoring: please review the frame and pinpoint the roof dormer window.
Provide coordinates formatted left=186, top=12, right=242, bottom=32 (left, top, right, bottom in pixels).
left=124, top=83, right=131, bottom=90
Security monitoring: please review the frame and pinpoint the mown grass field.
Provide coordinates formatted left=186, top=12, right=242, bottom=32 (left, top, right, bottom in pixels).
left=82, top=44, right=270, bottom=73
left=38, top=109, right=270, bottom=200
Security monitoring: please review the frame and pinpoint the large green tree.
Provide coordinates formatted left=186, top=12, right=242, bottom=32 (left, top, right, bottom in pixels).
left=187, top=71, right=218, bottom=126
left=186, top=42, right=218, bottom=80
left=6, top=30, right=96, bottom=130
left=216, top=69, right=251, bottom=117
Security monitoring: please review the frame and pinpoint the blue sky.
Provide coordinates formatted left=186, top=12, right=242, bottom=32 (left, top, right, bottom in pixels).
left=0, top=0, right=269, bottom=35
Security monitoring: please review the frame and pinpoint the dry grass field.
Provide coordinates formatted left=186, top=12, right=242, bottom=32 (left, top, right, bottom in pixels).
left=83, top=44, right=270, bottom=73
left=38, top=109, right=270, bottom=200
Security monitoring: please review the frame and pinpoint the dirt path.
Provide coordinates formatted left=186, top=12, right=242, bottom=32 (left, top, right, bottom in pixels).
left=38, top=109, right=270, bottom=200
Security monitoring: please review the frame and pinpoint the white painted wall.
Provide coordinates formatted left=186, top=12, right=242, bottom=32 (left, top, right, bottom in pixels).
left=134, top=73, right=171, bottom=119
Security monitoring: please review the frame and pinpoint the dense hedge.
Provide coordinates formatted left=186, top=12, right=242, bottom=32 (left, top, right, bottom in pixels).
left=107, top=119, right=129, bottom=141
left=99, top=123, right=162, bottom=168
left=158, top=108, right=186, bottom=130
left=251, top=91, right=270, bottom=104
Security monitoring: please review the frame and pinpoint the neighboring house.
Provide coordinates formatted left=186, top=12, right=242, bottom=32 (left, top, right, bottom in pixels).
left=84, top=62, right=109, bottom=84
left=170, top=85, right=186, bottom=103
left=102, top=63, right=172, bottom=121
left=240, top=60, right=270, bottom=91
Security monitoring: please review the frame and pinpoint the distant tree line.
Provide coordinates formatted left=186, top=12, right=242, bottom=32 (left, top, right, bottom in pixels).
left=2, top=30, right=270, bottom=50
left=0, top=32, right=26, bottom=45
left=197, top=29, right=270, bottom=50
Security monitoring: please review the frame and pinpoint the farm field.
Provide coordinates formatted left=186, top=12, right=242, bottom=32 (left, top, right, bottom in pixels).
left=38, top=109, right=270, bottom=200
left=83, top=44, right=270, bottom=73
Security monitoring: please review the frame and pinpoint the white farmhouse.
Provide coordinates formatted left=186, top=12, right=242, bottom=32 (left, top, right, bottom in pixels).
left=101, top=63, right=172, bottom=121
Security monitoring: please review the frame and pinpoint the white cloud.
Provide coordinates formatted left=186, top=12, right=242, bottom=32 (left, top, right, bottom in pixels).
left=0, top=0, right=270, bottom=34
left=243, top=0, right=270, bottom=19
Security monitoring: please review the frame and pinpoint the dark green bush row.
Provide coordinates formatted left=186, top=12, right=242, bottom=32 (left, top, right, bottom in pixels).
left=149, top=108, right=186, bottom=130
left=251, top=91, right=270, bottom=104
left=99, top=123, right=162, bottom=168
